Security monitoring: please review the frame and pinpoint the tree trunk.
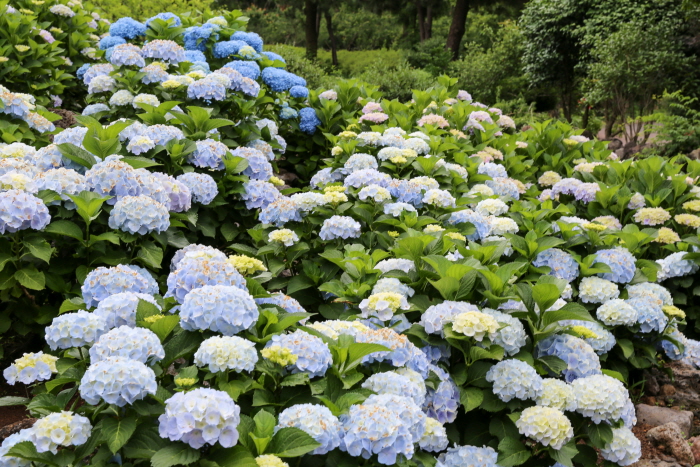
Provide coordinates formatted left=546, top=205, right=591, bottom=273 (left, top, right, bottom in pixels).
left=445, top=0, right=469, bottom=60
left=417, top=3, right=426, bottom=42
left=581, top=104, right=590, bottom=130
left=426, top=5, right=433, bottom=40
left=304, top=0, right=318, bottom=60
left=325, top=10, right=338, bottom=67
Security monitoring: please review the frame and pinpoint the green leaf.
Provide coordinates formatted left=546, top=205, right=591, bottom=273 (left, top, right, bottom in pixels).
left=587, top=423, right=613, bottom=449
left=266, top=427, right=321, bottom=457
left=496, top=438, right=531, bottom=466
left=344, top=343, right=390, bottom=372
left=459, top=387, right=483, bottom=413
left=286, top=274, right=315, bottom=295
left=147, top=315, right=180, bottom=341
left=7, top=442, right=58, bottom=466
left=210, top=446, right=257, bottom=467
left=14, top=266, right=45, bottom=290
left=163, top=331, right=202, bottom=366
left=617, top=339, right=634, bottom=359
left=56, top=143, right=96, bottom=169
left=24, top=237, right=54, bottom=263
left=537, top=355, right=567, bottom=375
left=550, top=440, right=578, bottom=466
left=541, top=303, right=594, bottom=328
left=254, top=410, right=277, bottom=439
left=137, top=242, right=163, bottom=269
left=532, top=283, right=561, bottom=314
left=151, top=444, right=200, bottom=467
left=45, top=220, right=83, bottom=241
left=0, top=396, right=29, bottom=406
left=102, top=416, right=137, bottom=454
left=121, top=157, right=162, bottom=169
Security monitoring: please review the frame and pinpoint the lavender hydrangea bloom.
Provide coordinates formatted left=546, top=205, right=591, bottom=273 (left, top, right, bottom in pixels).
left=242, top=180, right=280, bottom=210
left=355, top=328, right=430, bottom=377
left=180, top=285, right=258, bottom=335
left=593, top=247, right=636, bottom=283
left=436, top=445, right=499, bottom=467
left=166, top=257, right=247, bottom=304
left=188, top=139, right=228, bottom=170
left=626, top=296, right=668, bottom=333
left=177, top=172, right=218, bottom=204
left=344, top=169, right=391, bottom=189
left=536, top=334, right=602, bottom=382
left=533, top=248, right=579, bottom=282
left=259, top=198, right=302, bottom=226
left=486, top=359, right=543, bottom=401
left=81, top=265, right=154, bottom=308
left=0, top=190, right=50, bottom=233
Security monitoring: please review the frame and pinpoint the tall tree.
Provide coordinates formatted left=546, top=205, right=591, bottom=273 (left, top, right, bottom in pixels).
left=445, top=0, right=469, bottom=60
left=304, top=0, right=319, bottom=60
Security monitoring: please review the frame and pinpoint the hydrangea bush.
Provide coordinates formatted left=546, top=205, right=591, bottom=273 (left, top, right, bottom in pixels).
left=3, top=11, right=700, bottom=467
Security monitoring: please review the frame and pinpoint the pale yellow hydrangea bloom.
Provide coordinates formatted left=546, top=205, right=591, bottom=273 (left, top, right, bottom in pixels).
left=227, top=255, right=267, bottom=276
left=451, top=311, right=499, bottom=341
left=261, top=345, right=298, bottom=366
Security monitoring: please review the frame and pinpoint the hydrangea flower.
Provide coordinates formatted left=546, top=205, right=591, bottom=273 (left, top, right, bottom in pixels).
left=536, top=334, right=601, bottom=382
left=255, top=293, right=307, bottom=315
left=259, top=198, right=302, bottom=226
left=480, top=308, right=527, bottom=355
left=485, top=177, right=519, bottom=199
left=30, top=412, right=91, bottom=454
left=362, top=370, right=427, bottom=405
left=89, top=326, right=164, bottom=364
left=372, top=278, right=415, bottom=297
left=561, top=319, right=616, bottom=355
left=596, top=299, right=638, bottom=326
left=299, top=108, right=321, bottom=135
left=80, top=356, right=157, bottom=406
left=3, top=352, right=57, bottom=385
left=340, top=402, right=415, bottom=465
left=657, top=251, right=699, bottom=281
left=0, top=190, right=50, bottom=233
left=242, top=180, right=280, bottom=210
left=306, top=320, right=370, bottom=340
left=108, top=195, right=170, bottom=235
left=180, top=285, right=258, bottom=334
left=593, top=247, right=636, bottom=283
left=356, top=328, right=429, bottom=377
left=627, top=296, right=667, bottom=333
left=194, top=336, right=258, bottom=373
left=436, top=445, right=498, bottom=467
left=447, top=209, right=491, bottom=240
left=486, top=359, right=543, bottom=402
left=264, top=330, right=332, bottom=378
left=268, top=228, right=299, bottom=246
left=276, top=404, right=343, bottom=455
left=633, top=207, right=670, bottom=226
left=45, top=310, right=108, bottom=350
left=0, top=428, right=34, bottom=467
left=177, top=172, right=218, bottom=205
left=488, top=217, right=519, bottom=235
left=515, top=406, right=573, bottom=450
left=359, top=292, right=409, bottom=321
left=374, top=258, right=415, bottom=274
left=319, top=215, right=361, bottom=240
left=626, top=283, right=672, bottom=306
left=82, top=265, right=154, bottom=308
left=451, top=311, right=499, bottom=341
left=536, top=378, right=576, bottom=411
left=571, top=374, right=632, bottom=424
left=578, top=277, right=619, bottom=304
left=533, top=248, right=579, bottom=282
left=93, top=292, right=159, bottom=328
left=109, top=17, right=146, bottom=38
left=601, top=427, right=641, bottom=466
left=159, top=388, right=240, bottom=448
left=423, top=189, right=456, bottom=208
left=166, top=256, right=247, bottom=303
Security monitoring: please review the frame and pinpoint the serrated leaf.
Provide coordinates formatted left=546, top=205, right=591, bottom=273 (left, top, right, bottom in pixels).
left=147, top=315, right=180, bottom=341
left=459, top=387, right=483, bottom=412
left=266, top=427, right=321, bottom=457
left=210, top=445, right=257, bottom=467
left=7, top=441, right=58, bottom=466
left=14, top=266, right=45, bottom=290
left=151, top=444, right=200, bottom=467
left=45, top=220, right=83, bottom=241
left=586, top=423, right=613, bottom=449
left=496, top=438, right=531, bottom=466
left=253, top=410, right=276, bottom=439
left=102, top=416, right=137, bottom=454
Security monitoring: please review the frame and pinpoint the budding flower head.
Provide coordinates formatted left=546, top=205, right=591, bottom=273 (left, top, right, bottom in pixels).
left=144, top=314, right=165, bottom=323
left=446, top=232, right=466, bottom=241
left=324, top=185, right=346, bottom=193
left=269, top=176, right=284, bottom=187
left=583, top=222, right=606, bottom=232
left=388, top=231, right=400, bottom=238
left=261, top=345, right=298, bottom=365
left=662, top=305, right=685, bottom=320
left=227, top=255, right=267, bottom=276
left=175, top=377, right=196, bottom=387
left=571, top=325, right=598, bottom=339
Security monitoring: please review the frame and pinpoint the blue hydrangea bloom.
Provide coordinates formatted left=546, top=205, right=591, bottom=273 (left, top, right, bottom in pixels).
left=182, top=24, right=218, bottom=51
left=123, top=264, right=159, bottom=295
left=362, top=371, right=426, bottom=406
left=259, top=198, right=302, bottom=226
left=0, top=190, right=50, bottom=233
left=109, top=44, right=145, bottom=67
left=188, top=139, right=227, bottom=170
left=141, top=40, right=186, bottom=63
left=0, top=428, right=34, bottom=466
left=276, top=404, right=342, bottom=455
left=159, top=388, right=241, bottom=449
left=85, top=155, right=141, bottom=204
left=109, top=17, right=146, bottom=39
left=536, top=334, right=602, bottom=382
left=89, top=326, right=164, bottom=364
left=437, top=445, right=499, bottom=467
left=657, top=251, right=699, bottom=282
left=344, top=168, right=391, bottom=189
left=279, top=105, right=298, bottom=120
left=184, top=50, right=206, bottom=62
left=364, top=393, right=426, bottom=442
left=486, top=358, right=543, bottom=401
left=94, top=291, right=160, bottom=328
left=340, top=401, right=416, bottom=465
left=255, top=293, right=306, bottom=315
left=80, top=356, right=157, bottom=406
left=420, top=301, right=479, bottom=337
left=98, top=35, right=125, bottom=50
left=81, top=64, right=113, bottom=86
left=32, top=168, right=86, bottom=208
left=213, top=40, right=248, bottom=58
left=145, top=12, right=181, bottom=27
left=177, top=172, right=218, bottom=205
left=594, top=247, right=636, bottom=283
left=319, top=215, right=361, bottom=240
left=561, top=319, right=616, bottom=355
left=356, top=328, right=430, bottom=377
left=423, top=366, right=460, bottom=423
left=170, top=245, right=227, bottom=271
left=231, top=31, right=264, bottom=52
left=76, top=63, right=90, bottom=80
left=224, top=60, right=260, bottom=80
left=481, top=308, right=528, bottom=356
left=166, top=257, right=247, bottom=304
left=660, top=328, right=687, bottom=360
left=82, top=103, right=110, bottom=115
left=265, top=330, right=332, bottom=378
left=289, top=85, right=309, bottom=98
left=477, top=162, right=508, bottom=178
left=261, top=67, right=304, bottom=92
left=242, top=180, right=280, bottom=210
left=627, top=296, right=668, bottom=333
left=187, top=78, right=226, bottom=102
left=108, top=195, right=170, bottom=235
left=45, top=310, right=108, bottom=350
left=262, top=51, right=286, bottom=64
left=299, top=107, right=321, bottom=135
left=533, top=248, right=580, bottom=282
left=485, top=177, right=520, bottom=199
left=180, top=284, right=258, bottom=334
left=150, top=172, right=191, bottom=212
left=447, top=209, right=491, bottom=240
left=81, top=264, right=155, bottom=308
